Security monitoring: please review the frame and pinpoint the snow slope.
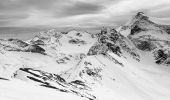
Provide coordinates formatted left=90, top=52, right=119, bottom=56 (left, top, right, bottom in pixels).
left=1, top=12, right=170, bottom=100
left=0, top=79, right=87, bottom=100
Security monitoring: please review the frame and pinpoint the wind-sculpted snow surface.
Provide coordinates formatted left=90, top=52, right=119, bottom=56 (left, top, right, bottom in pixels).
left=1, top=13, right=170, bottom=100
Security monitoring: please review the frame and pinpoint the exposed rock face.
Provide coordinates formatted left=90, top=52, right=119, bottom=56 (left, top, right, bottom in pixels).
left=154, top=49, right=170, bottom=65
left=30, top=39, right=45, bottom=45
left=0, top=39, right=45, bottom=54
left=8, top=39, right=29, bottom=47
left=14, top=68, right=96, bottom=100
left=80, top=66, right=103, bottom=81
left=87, top=44, right=108, bottom=56
left=119, top=12, right=170, bottom=65
left=92, top=28, right=140, bottom=60
left=131, top=25, right=146, bottom=35
left=25, top=45, right=45, bottom=54
left=129, top=12, right=170, bottom=36
left=68, top=38, right=87, bottom=45
left=131, top=38, right=157, bottom=51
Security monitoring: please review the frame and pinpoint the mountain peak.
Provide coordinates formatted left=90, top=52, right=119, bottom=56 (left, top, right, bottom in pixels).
left=135, top=12, right=145, bottom=18
left=123, top=12, right=150, bottom=27
left=133, top=12, right=149, bottom=22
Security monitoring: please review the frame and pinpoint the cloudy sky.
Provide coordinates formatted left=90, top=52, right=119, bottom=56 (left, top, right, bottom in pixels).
left=0, top=0, right=170, bottom=27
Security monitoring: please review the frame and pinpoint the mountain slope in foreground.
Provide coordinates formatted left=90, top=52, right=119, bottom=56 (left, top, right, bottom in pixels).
left=1, top=12, right=170, bottom=100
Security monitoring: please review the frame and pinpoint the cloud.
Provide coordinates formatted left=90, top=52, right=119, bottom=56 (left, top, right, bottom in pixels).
left=0, top=14, right=28, bottom=20
left=0, top=20, right=12, bottom=26
left=0, top=0, right=170, bottom=27
left=56, top=2, right=104, bottom=17
left=0, top=0, right=62, bottom=11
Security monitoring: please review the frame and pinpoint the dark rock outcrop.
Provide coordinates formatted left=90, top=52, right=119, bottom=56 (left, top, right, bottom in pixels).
left=132, top=39, right=156, bottom=51
left=69, top=38, right=86, bottom=45
left=87, top=44, right=108, bottom=56
left=0, top=38, right=45, bottom=54
left=154, top=49, right=170, bottom=65
left=14, top=68, right=96, bottom=100
left=8, top=39, right=29, bottom=47
left=30, top=39, right=45, bottom=45
left=25, top=45, right=45, bottom=54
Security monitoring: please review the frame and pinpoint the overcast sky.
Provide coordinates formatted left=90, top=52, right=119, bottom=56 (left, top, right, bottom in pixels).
left=0, top=0, right=170, bottom=27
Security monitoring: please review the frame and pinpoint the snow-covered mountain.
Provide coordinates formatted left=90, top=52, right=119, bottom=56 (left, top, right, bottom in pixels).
left=1, top=12, right=170, bottom=100
left=118, top=12, right=170, bottom=65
